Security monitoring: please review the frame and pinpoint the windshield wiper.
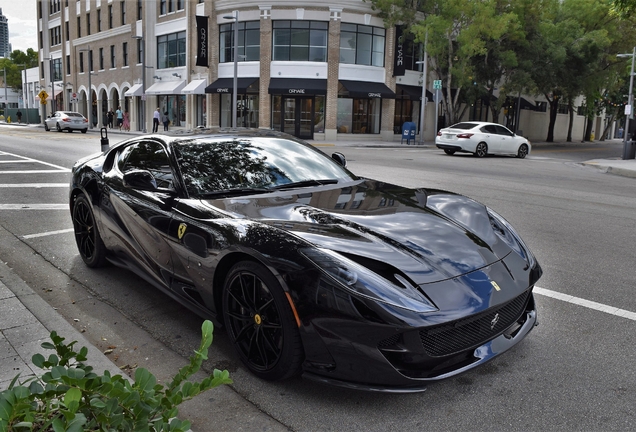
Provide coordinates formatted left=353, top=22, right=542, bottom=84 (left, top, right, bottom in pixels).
left=197, top=187, right=271, bottom=198
left=272, top=179, right=339, bottom=190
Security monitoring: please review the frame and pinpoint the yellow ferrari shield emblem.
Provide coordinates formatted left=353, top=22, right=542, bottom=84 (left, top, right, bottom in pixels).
left=178, top=223, right=187, bottom=240
left=491, top=281, right=501, bottom=291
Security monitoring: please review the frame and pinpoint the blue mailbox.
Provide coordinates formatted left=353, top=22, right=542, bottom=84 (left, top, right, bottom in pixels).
left=401, top=122, right=417, bottom=144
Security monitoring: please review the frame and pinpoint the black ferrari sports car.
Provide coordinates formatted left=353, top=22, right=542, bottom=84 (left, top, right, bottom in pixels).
left=70, top=128, right=541, bottom=392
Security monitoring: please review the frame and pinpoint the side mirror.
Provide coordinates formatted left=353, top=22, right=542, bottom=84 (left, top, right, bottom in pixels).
left=123, top=170, right=158, bottom=190
left=331, top=152, right=347, bottom=167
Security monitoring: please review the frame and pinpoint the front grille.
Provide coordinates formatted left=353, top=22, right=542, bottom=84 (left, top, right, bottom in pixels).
left=419, top=290, right=531, bottom=357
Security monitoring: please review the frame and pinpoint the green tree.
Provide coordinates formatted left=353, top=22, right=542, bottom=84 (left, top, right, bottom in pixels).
left=0, top=49, right=38, bottom=92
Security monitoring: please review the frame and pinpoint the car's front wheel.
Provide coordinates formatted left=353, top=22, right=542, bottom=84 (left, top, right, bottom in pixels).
left=443, top=149, right=456, bottom=155
left=44, top=123, right=50, bottom=131
left=56, top=123, right=62, bottom=132
left=222, top=261, right=303, bottom=381
left=517, top=143, right=529, bottom=159
left=474, top=142, right=488, bottom=158
left=72, top=194, right=107, bottom=268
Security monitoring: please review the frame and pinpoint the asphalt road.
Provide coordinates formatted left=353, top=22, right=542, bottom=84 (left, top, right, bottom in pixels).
left=0, top=126, right=634, bottom=431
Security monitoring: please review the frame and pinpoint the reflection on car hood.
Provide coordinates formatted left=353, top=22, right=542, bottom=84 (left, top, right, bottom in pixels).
left=204, top=179, right=513, bottom=284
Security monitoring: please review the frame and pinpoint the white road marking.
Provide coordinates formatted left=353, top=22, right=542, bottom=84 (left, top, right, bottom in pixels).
left=0, top=170, right=71, bottom=174
left=0, top=204, right=68, bottom=210
left=0, top=183, right=68, bottom=188
left=0, top=160, right=34, bottom=163
left=22, top=228, right=74, bottom=239
left=0, top=151, right=70, bottom=171
left=535, top=286, right=636, bottom=321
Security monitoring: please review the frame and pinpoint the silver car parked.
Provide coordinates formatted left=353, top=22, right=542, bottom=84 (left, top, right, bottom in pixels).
left=44, top=111, right=89, bottom=133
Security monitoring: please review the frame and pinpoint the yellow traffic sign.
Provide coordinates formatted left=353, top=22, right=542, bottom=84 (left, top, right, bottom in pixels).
left=38, top=90, right=48, bottom=100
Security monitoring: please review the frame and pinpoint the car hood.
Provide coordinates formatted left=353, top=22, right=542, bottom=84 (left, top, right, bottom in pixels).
left=204, top=179, right=517, bottom=285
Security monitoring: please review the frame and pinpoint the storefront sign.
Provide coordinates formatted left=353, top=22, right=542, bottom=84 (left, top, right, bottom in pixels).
left=289, top=89, right=306, bottom=94
left=368, top=93, right=382, bottom=98
left=394, top=25, right=405, bottom=77
left=217, top=88, right=230, bottom=93
left=196, top=16, right=209, bottom=67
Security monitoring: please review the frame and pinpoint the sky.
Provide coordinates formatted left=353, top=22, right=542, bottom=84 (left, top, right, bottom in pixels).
left=2, top=2, right=38, bottom=54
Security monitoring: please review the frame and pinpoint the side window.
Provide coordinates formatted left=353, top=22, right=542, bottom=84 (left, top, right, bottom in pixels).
left=495, top=125, right=513, bottom=136
left=481, top=125, right=497, bottom=134
left=117, top=141, right=174, bottom=189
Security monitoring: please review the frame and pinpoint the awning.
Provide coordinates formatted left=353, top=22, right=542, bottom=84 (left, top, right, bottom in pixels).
left=45, top=89, right=63, bottom=101
left=124, top=84, right=144, bottom=97
left=268, top=78, right=327, bottom=95
left=181, top=79, right=207, bottom=95
left=339, top=80, right=396, bottom=99
left=144, top=80, right=186, bottom=95
left=396, top=84, right=434, bottom=102
left=205, top=77, right=259, bottom=94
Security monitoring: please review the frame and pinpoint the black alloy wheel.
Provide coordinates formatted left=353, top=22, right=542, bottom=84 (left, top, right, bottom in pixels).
left=44, top=122, right=50, bottom=131
left=474, top=142, right=488, bottom=158
left=223, top=261, right=303, bottom=381
left=72, top=194, right=107, bottom=268
left=517, top=143, right=529, bottom=159
left=56, top=122, right=62, bottom=132
left=443, top=149, right=456, bottom=155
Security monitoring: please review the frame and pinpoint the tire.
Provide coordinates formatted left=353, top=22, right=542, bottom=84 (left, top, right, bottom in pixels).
left=222, top=261, right=303, bottom=381
left=443, top=149, right=456, bottom=155
left=68, top=129, right=73, bottom=133
left=517, top=143, right=529, bottom=159
left=474, top=142, right=488, bottom=158
left=72, top=194, right=107, bottom=268
left=81, top=129, right=87, bottom=134
left=44, top=123, right=50, bottom=131
left=56, top=123, right=62, bottom=132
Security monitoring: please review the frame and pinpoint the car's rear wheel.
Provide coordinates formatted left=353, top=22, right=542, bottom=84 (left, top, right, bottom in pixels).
left=68, top=129, right=73, bottom=133
left=222, top=261, right=303, bottom=381
left=72, top=194, right=107, bottom=268
left=474, top=142, right=488, bottom=158
left=81, top=129, right=87, bottom=134
left=443, top=149, right=456, bottom=155
left=517, top=143, right=529, bottom=159
left=56, top=123, right=62, bottom=132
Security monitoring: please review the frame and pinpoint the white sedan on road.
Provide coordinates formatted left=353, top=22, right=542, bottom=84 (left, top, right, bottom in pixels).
left=435, top=121, right=531, bottom=158
left=44, top=111, right=89, bottom=133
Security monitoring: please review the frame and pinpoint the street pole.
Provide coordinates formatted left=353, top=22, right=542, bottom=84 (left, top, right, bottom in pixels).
left=623, top=47, right=636, bottom=160
left=21, top=64, right=29, bottom=124
left=48, top=58, right=55, bottom=116
left=133, top=35, right=147, bottom=132
left=418, top=30, right=428, bottom=144
left=79, top=46, right=94, bottom=128
left=224, top=11, right=239, bottom=128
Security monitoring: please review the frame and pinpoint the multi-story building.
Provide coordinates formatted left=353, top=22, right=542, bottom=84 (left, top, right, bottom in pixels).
left=36, top=0, right=605, bottom=142
left=0, top=8, right=10, bottom=58
left=37, top=0, right=437, bottom=141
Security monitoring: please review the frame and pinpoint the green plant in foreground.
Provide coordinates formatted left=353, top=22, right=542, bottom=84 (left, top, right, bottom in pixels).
left=0, top=320, right=232, bottom=432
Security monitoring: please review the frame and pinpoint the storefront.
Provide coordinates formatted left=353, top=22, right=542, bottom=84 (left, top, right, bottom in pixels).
left=205, top=78, right=259, bottom=128
left=337, top=80, right=395, bottom=134
left=394, top=84, right=433, bottom=134
left=181, top=78, right=208, bottom=127
left=269, top=78, right=327, bottom=140
left=145, top=80, right=187, bottom=127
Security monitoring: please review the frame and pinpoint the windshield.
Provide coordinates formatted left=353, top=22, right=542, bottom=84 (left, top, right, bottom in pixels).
left=173, top=137, right=356, bottom=198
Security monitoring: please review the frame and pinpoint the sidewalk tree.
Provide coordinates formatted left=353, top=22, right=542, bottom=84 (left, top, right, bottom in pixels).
left=0, top=49, right=38, bottom=93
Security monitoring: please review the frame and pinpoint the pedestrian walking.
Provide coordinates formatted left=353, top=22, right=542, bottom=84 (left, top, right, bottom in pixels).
left=16, top=110, right=22, bottom=124
left=122, top=110, right=130, bottom=131
left=107, top=109, right=114, bottom=129
left=116, top=106, right=124, bottom=131
left=162, top=111, right=170, bottom=131
left=153, top=108, right=161, bottom=133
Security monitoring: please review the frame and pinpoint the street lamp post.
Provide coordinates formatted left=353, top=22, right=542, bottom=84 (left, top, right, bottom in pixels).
left=19, top=64, right=29, bottom=124
left=132, top=35, right=147, bottom=133
left=79, top=46, right=94, bottom=129
left=223, top=10, right=239, bottom=128
left=618, top=47, right=636, bottom=160
left=415, top=30, right=428, bottom=145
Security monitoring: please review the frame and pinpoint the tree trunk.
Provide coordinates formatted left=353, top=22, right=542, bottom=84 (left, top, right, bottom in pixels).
left=545, top=94, right=559, bottom=142
left=566, top=102, right=574, bottom=142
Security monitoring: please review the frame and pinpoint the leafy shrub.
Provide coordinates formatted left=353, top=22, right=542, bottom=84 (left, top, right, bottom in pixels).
left=0, top=320, right=232, bottom=431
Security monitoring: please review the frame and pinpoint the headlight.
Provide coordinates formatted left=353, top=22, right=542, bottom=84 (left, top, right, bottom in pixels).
left=487, top=208, right=536, bottom=267
left=301, top=248, right=438, bottom=313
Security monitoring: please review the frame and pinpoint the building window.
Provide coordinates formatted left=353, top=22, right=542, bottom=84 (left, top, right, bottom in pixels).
left=66, top=55, right=71, bottom=75
left=52, top=58, right=62, bottom=81
left=272, top=21, right=328, bottom=62
left=99, top=47, right=104, bottom=70
left=50, top=26, right=61, bottom=46
left=121, top=1, right=126, bottom=25
left=79, top=52, right=84, bottom=73
left=89, top=50, right=93, bottom=72
left=169, top=0, right=175, bottom=13
left=157, top=31, right=186, bottom=69
left=137, top=0, right=142, bottom=20
left=123, top=42, right=128, bottom=66
left=177, top=0, right=184, bottom=10
left=77, top=16, right=81, bottom=37
left=97, top=9, right=101, bottom=32
left=65, top=21, right=69, bottom=41
left=50, top=0, right=61, bottom=14
left=160, top=0, right=166, bottom=15
left=110, top=45, right=116, bottom=68
left=340, top=23, right=386, bottom=67
left=87, top=13, right=91, bottom=35
left=220, top=21, right=260, bottom=63
left=108, top=5, right=113, bottom=29
left=137, top=39, right=143, bottom=64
